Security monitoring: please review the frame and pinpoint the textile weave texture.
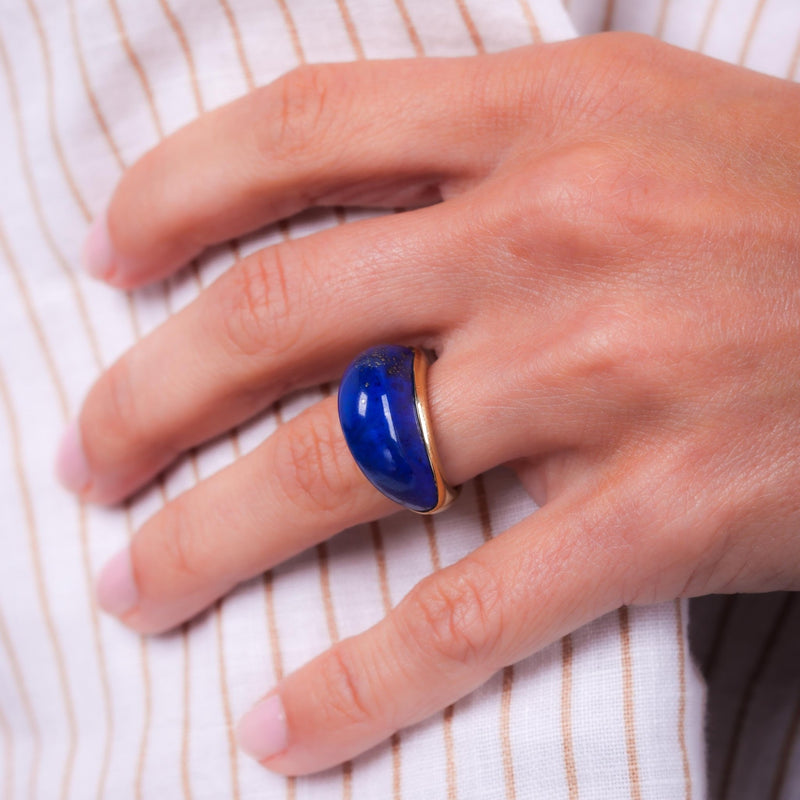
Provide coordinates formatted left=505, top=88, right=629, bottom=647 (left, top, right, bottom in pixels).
left=0, top=0, right=797, bottom=798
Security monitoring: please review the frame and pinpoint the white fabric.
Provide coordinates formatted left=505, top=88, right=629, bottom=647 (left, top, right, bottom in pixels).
left=0, top=1, right=796, bottom=798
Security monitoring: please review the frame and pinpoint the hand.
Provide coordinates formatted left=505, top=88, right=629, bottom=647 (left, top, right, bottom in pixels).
left=57, top=32, right=800, bottom=774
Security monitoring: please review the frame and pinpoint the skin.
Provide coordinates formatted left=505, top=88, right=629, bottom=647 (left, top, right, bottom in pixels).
left=60, top=33, right=800, bottom=774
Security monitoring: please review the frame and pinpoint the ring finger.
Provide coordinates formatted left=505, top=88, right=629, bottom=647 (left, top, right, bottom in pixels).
left=98, top=345, right=583, bottom=634
left=62, top=201, right=473, bottom=506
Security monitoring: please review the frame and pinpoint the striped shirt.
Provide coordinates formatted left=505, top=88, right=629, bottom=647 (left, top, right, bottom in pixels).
left=0, top=1, right=797, bottom=798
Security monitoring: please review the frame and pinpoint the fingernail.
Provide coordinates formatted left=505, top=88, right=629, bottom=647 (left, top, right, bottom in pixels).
left=236, top=694, right=288, bottom=762
left=96, top=548, right=139, bottom=616
left=82, top=213, right=114, bottom=280
left=55, top=419, right=91, bottom=493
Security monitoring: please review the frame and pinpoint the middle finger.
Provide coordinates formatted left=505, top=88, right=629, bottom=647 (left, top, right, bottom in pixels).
left=69, top=202, right=471, bottom=505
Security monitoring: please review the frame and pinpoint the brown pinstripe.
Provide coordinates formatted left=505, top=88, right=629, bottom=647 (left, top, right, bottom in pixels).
left=675, top=600, right=692, bottom=800
left=0, top=369, right=78, bottom=800
left=0, top=603, right=39, bottom=800
left=4, top=1, right=795, bottom=797
left=619, top=606, right=642, bottom=800
left=560, top=634, right=578, bottom=800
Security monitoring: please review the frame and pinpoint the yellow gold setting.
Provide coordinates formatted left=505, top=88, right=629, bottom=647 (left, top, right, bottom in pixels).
left=412, top=348, right=460, bottom=514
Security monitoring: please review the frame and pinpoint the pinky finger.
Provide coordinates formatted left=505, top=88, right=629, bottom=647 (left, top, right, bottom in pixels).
left=236, top=490, right=628, bottom=776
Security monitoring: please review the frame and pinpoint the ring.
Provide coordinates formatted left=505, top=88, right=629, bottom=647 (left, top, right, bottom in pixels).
left=338, top=345, right=459, bottom=514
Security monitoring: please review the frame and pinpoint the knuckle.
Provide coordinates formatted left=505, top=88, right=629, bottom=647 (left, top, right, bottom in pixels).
left=538, top=144, right=628, bottom=220
left=399, top=558, right=504, bottom=669
left=108, top=142, right=204, bottom=278
left=557, top=33, right=660, bottom=125
left=520, top=142, right=662, bottom=251
left=106, top=159, right=154, bottom=271
left=273, top=407, right=358, bottom=516
left=579, top=31, right=656, bottom=74
left=317, top=643, right=374, bottom=728
left=256, top=63, right=348, bottom=164
left=82, top=356, right=145, bottom=463
left=540, top=302, right=659, bottom=408
left=155, top=498, right=210, bottom=584
left=597, top=31, right=664, bottom=71
left=217, top=245, right=300, bottom=358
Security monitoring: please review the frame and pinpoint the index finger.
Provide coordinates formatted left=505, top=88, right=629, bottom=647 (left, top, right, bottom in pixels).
left=88, top=49, right=553, bottom=287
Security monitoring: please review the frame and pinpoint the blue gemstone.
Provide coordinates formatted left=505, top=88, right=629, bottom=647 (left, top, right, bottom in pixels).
left=338, top=345, right=438, bottom=513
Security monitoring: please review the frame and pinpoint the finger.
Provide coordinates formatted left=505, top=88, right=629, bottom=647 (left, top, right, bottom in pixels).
left=88, top=49, right=551, bottom=287
left=234, top=489, right=628, bottom=775
left=96, top=395, right=393, bottom=634
left=95, top=343, right=576, bottom=634
left=63, top=204, right=472, bottom=505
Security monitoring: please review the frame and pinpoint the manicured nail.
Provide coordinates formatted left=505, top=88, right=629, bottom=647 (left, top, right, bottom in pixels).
left=82, top=213, right=114, bottom=280
left=55, top=419, right=91, bottom=493
left=96, top=548, right=139, bottom=616
left=236, top=694, right=288, bottom=762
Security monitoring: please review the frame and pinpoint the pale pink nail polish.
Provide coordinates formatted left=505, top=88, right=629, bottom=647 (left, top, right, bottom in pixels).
left=55, top=420, right=91, bottom=494
left=82, top=213, right=114, bottom=280
left=96, top=548, right=139, bottom=616
left=236, top=694, right=288, bottom=762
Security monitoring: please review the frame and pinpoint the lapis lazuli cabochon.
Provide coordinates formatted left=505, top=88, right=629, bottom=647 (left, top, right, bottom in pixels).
left=338, top=345, right=438, bottom=513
